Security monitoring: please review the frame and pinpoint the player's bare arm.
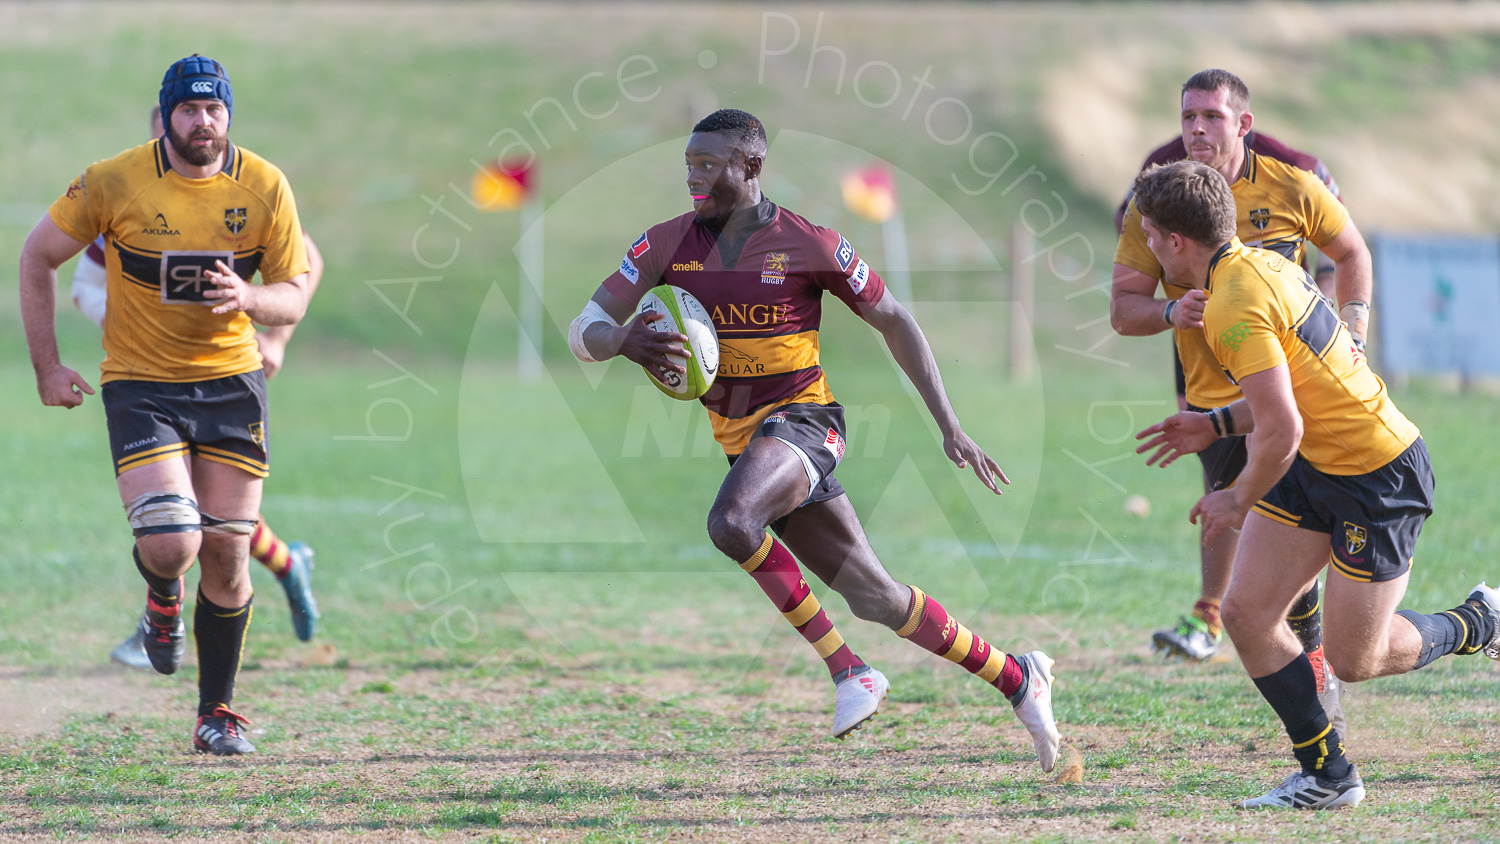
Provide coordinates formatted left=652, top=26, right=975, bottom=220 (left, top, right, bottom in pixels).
left=577, top=287, right=690, bottom=373
left=1134, top=397, right=1256, bottom=467
left=1109, top=263, right=1206, bottom=336
left=857, top=290, right=1009, bottom=494
left=1189, top=364, right=1300, bottom=545
left=204, top=259, right=308, bottom=325
left=1318, top=218, right=1374, bottom=343
left=18, top=215, right=94, bottom=408
left=257, top=231, right=324, bottom=378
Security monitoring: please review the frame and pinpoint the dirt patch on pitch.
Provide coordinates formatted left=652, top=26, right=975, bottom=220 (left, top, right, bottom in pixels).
left=0, top=664, right=184, bottom=738
left=2, top=659, right=1497, bottom=842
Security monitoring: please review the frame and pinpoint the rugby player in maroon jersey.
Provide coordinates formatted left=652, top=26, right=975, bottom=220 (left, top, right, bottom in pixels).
left=567, top=109, right=1061, bottom=770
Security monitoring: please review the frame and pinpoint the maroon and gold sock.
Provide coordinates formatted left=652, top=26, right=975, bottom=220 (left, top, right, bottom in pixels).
left=1192, top=597, right=1224, bottom=639
left=741, top=532, right=867, bottom=682
left=249, top=518, right=291, bottom=577
left=898, top=585, right=1024, bottom=695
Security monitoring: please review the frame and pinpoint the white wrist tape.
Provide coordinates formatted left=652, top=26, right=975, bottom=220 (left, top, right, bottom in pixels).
left=1339, top=300, right=1369, bottom=330
left=568, top=300, right=617, bottom=363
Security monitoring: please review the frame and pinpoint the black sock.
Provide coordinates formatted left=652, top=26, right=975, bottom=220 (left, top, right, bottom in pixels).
left=1400, top=603, right=1493, bottom=666
left=194, top=589, right=252, bottom=717
left=134, top=546, right=183, bottom=625
left=1251, top=653, right=1351, bottom=779
left=1285, top=580, right=1322, bottom=652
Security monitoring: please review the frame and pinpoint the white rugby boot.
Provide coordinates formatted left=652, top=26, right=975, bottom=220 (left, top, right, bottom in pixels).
left=1467, top=582, right=1500, bottom=659
left=831, top=668, right=889, bottom=739
left=1007, top=650, right=1061, bottom=772
left=1235, top=766, right=1365, bottom=810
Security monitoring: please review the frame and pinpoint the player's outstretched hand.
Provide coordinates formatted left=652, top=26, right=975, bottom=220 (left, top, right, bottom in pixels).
left=1173, top=289, right=1208, bottom=329
left=36, top=363, right=94, bottom=409
left=617, top=309, right=690, bottom=374
left=1189, top=489, right=1247, bottom=546
left=205, top=259, right=256, bottom=315
left=1135, top=411, right=1215, bottom=467
left=944, top=430, right=1010, bottom=495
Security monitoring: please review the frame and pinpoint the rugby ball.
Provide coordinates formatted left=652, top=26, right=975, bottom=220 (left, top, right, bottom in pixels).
left=638, top=285, right=719, bottom=400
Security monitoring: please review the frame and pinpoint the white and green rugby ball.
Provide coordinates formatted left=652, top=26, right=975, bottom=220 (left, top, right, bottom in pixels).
left=638, top=284, right=719, bottom=400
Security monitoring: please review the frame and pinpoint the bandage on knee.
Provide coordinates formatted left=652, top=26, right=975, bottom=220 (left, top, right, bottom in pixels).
left=126, top=492, right=201, bottom=538
left=201, top=513, right=259, bottom=536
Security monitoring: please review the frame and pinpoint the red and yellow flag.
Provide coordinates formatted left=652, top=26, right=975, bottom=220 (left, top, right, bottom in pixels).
left=471, top=158, right=536, bottom=212
left=841, top=163, right=897, bottom=224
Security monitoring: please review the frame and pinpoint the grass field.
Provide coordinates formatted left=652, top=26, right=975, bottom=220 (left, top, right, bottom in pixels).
left=3, top=3, right=1500, bottom=842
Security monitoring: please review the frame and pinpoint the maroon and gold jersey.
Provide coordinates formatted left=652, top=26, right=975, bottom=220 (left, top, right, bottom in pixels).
left=603, top=201, right=886, bottom=454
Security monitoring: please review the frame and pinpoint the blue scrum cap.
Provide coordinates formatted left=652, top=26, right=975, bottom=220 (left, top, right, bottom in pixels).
left=159, top=54, right=233, bottom=125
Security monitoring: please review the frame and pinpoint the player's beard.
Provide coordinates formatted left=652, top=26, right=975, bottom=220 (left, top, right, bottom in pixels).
left=168, top=125, right=228, bottom=168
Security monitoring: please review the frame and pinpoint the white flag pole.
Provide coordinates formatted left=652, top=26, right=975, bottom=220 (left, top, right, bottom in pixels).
left=880, top=210, right=913, bottom=315
left=518, top=194, right=544, bottom=381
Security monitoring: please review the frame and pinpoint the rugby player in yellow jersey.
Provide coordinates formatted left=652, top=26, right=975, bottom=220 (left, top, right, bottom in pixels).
left=19, top=55, right=312, bottom=756
left=1111, top=71, right=1369, bottom=732
left=568, top=109, right=1061, bottom=771
left=74, top=106, right=323, bottom=669
left=1130, top=160, right=1499, bottom=809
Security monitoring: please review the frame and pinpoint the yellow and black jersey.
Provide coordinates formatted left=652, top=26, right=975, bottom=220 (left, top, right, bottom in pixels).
left=1202, top=239, right=1418, bottom=475
left=49, top=139, right=308, bottom=384
left=1115, top=143, right=1349, bottom=409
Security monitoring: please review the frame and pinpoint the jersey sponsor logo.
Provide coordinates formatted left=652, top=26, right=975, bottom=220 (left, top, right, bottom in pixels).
left=159, top=250, right=234, bottom=305
left=1248, top=208, right=1271, bottom=230
left=224, top=208, right=247, bottom=235
left=619, top=255, right=640, bottom=284
left=142, top=213, right=181, bottom=237
left=630, top=233, right=651, bottom=259
left=760, top=252, right=788, bottom=285
left=709, top=303, right=793, bottom=329
left=834, top=236, right=855, bottom=272
left=720, top=345, right=766, bottom=376
left=123, top=435, right=159, bottom=452
left=1343, top=522, right=1367, bottom=557
left=191, top=80, right=215, bottom=94
left=848, top=259, right=870, bottom=295
left=1218, top=320, right=1251, bottom=352
left=823, top=426, right=845, bottom=463
left=765, top=411, right=788, bottom=424
left=249, top=421, right=265, bottom=448
left=671, top=260, right=704, bottom=271
left=66, top=174, right=86, bottom=199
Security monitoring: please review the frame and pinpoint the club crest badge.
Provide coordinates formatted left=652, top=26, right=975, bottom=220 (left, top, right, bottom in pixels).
left=225, top=207, right=247, bottom=235
left=1248, top=208, right=1270, bottom=230
left=761, top=252, right=788, bottom=285
left=1344, top=521, right=1367, bottom=556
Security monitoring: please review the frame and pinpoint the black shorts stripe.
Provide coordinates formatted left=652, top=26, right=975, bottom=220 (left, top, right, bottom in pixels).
left=117, top=443, right=191, bottom=473
left=195, top=444, right=268, bottom=472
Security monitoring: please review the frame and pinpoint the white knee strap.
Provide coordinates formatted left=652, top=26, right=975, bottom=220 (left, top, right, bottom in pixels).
left=126, top=492, right=200, bottom=538
left=201, top=513, right=259, bottom=536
